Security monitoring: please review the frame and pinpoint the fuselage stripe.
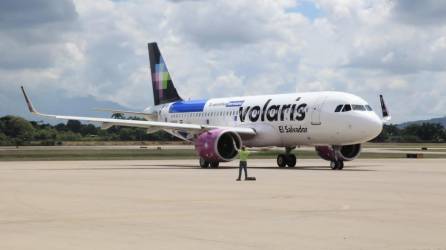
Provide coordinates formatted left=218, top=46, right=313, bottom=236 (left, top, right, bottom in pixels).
left=169, top=100, right=207, bottom=113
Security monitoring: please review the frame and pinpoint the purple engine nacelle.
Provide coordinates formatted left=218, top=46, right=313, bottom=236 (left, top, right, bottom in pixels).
left=315, top=144, right=362, bottom=162
left=194, top=129, right=242, bottom=162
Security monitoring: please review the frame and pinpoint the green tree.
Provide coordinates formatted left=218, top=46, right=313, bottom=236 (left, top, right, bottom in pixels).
left=418, top=123, right=444, bottom=141
left=33, top=128, right=57, bottom=141
left=401, top=123, right=445, bottom=142
left=372, top=124, right=401, bottom=142
left=66, top=120, right=82, bottom=133
left=0, top=119, right=4, bottom=134
left=55, top=123, right=67, bottom=131
left=118, top=128, right=137, bottom=140
left=111, top=113, right=125, bottom=119
left=57, top=131, right=82, bottom=141
left=81, top=124, right=98, bottom=136
left=0, top=116, right=34, bottom=142
left=0, top=132, right=9, bottom=145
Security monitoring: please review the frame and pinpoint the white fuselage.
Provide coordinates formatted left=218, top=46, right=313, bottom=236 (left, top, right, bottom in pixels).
left=150, top=91, right=383, bottom=147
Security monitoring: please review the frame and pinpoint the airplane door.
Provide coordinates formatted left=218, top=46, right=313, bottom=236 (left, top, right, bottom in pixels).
left=311, top=96, right=327, bottom=125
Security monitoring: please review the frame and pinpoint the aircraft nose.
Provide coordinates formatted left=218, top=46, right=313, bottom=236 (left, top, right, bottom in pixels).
left=367, top=113, right=383, bottom=139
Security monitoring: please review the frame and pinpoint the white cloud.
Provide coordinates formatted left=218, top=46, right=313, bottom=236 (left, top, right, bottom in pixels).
left=1, top=0, right=446, bottom=123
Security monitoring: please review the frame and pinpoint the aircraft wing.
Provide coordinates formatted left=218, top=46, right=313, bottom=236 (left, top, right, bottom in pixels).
left=21, top=86, right=256, bottom=135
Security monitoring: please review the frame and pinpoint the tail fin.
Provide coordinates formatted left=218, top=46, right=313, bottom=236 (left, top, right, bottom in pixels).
left=379, top=94, right=391, bottom=122
left=148, top=42, right=182, bottom=105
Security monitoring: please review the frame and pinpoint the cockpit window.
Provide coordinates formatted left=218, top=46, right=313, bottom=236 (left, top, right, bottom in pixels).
left=342, top=104, right=352, bottom=112
left=352, top=105, right=366, bottom=111
left=335, top=105, right=343, bottom=112
left=365, top=105, right=373, bottom=111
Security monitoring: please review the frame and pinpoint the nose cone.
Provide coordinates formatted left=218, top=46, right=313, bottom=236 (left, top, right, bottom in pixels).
left=367, top=113, right=383, bottom=140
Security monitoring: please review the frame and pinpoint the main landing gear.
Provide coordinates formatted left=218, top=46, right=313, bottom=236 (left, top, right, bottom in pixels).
left=276, top=147, right=297, bottom=168
left=199, top=157, right=219, bottom=168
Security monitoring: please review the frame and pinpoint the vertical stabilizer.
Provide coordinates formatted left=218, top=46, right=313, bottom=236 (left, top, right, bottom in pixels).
left=379, top=94, right=391, bottom=122
left=148, top=42, right=182, bottom=105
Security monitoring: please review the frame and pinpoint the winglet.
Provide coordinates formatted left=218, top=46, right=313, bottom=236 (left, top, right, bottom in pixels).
left=20, top=86, right=39, bottom=114
left=379, top=94, right=391, bottom=122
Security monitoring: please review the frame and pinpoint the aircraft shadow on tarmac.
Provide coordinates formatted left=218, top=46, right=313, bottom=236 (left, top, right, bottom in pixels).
left=33, top=165, right=376, bottom=172
left=125, top=164, right=377, bottom=172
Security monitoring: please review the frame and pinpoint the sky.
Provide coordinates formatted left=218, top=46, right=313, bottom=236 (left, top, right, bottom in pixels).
left=1, top=0, right=445, bottom=123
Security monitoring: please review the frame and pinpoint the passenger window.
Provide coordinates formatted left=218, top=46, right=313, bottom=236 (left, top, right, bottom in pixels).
left=335, top=105, right=343, bottom=112
left=342, top=104, right=352, bottom=112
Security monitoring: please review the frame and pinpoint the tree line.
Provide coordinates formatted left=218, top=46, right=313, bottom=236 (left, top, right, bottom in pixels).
left=0, top=115, right=178, bottom=146
left=1, top=115, right=446, bottom=146
left=372, top=123, right=446, bottom=143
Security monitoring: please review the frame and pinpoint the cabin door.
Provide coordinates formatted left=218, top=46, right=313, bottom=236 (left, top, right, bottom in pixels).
left=311, top=96, right=326, bottom=125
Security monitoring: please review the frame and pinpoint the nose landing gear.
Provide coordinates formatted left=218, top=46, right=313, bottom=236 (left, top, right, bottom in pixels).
left=330, top=145, right=344, bottom=170
left=277, top=147, right=297, bottom=168
left=330, top=160, right=344, bottom=170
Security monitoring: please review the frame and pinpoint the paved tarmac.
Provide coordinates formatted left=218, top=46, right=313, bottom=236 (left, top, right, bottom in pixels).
left=1, top=159, right=446, bottom=250
left=2, top=145, right=446, bottom=155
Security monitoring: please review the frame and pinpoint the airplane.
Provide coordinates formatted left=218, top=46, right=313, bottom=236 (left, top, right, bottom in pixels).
left=21, top=42, right=390, bottom=170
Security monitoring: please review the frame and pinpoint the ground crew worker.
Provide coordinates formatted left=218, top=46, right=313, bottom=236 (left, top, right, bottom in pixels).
left=237, top=146, right=250, bottom=181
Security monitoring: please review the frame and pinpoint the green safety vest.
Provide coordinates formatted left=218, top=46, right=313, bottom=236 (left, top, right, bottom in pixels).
left=239, top=150, right=250, bottom=161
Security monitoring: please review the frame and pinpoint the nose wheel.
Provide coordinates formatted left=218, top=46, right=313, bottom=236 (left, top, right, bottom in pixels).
left=330, top=145, right=344, bottom=170
left=330, top=160, right=344, bottom=170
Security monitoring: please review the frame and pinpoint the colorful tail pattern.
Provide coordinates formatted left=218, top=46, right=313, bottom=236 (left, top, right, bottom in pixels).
left=148, top=42, right=182, bottom=105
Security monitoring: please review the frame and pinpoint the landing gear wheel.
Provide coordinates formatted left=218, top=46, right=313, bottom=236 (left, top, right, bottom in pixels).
left=277, top=154, right=287, bottom=168
left=330, top=160, right=344, bottom=170
left=199, top=158, right=209, bottom=168
left=210, top=161, right=220, bottom=168
left=285, top=154, right=296, bottom=167
left=330, top=161, right=337, bottom=170
left=338, top=161, right=344, bottom=170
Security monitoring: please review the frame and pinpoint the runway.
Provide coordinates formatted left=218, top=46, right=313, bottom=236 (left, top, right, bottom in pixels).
left=1, top=159, right=446, bottom=250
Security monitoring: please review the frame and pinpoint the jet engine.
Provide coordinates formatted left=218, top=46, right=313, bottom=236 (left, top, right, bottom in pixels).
left=194, top=129, right=242, bottom=162
left=315, top=144, right=362, bottom=162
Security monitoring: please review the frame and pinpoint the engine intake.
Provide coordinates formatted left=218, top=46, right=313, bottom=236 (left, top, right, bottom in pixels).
left=315, top=144, right=362, bottom=162
left=195, top=129, right=242, bottom=162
